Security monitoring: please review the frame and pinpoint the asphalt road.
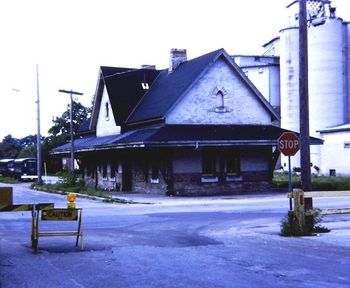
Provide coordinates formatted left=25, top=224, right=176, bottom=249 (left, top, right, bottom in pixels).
left=1, top=183, right=350, bottom=288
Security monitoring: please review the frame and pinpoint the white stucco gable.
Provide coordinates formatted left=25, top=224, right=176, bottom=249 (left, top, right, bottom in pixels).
left=165, top=58, right=273, bottom=125
left=96, top=85, right=121, bottom=137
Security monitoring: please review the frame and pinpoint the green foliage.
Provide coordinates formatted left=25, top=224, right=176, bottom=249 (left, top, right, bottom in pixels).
left=48, top=100, right=91, bottom=137
left=32, top=181, right=128, bottom=203
left=0, top=100, right=91, bottom=175
left=280, top=211, right=304, bottom=236
left=280, top=209, right=330, bottom=237
left=0, top=176, right=19, bottom=184
left=273, top=173, right=350, bottom=191
left=272, top=173, right=301, bottom=189
left=0, top=135, right=21, bottom=158
left=56, top=170, right=80, bottom=186
left=17, top=144, right=36, bottom=158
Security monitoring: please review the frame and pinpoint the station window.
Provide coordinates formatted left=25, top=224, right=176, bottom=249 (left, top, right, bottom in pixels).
left=110, top=162, right=117, bottom=180
left=201, top=149, right=218, bottom=183
left=226, top=153, right=240, bottom=176
left=102, top=162, right=107, bottom=179
left=202, top=149, right=216, bottom=176
left=151, top=163, right=159, bottom=184
left=344, top=142, right=350, bottom=149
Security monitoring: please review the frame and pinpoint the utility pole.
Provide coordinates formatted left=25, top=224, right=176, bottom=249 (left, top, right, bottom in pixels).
left=299, top=0, right=313, bottom=209
left=58, top=89, right=83, bottom=172
left=36, top=65, right=42, bottom=184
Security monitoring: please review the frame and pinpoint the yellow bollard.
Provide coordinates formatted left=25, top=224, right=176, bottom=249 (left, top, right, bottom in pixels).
left=67, top=193, right=76, bottom=209
left=293, top=189, right=305, bottom=231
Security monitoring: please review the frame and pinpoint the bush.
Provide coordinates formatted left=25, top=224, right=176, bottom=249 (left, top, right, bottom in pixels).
left=273, top=173, right=350, bottom=191
left=280, top=211, right=304, bottom=236
left=280, top=209, right=330, bottom=236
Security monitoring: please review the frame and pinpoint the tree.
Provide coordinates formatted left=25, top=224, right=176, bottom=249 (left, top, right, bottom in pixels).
left=44, top=99, right=92, bottom=173
left=0, top=135, right=21, bottom=159
left=48, top=100, right=91, bottom=137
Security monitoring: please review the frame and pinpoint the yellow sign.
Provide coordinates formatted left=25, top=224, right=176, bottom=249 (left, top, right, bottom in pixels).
left=0, top=187, right=13, bottom=207
left=42, top=209, right=78, bottom=221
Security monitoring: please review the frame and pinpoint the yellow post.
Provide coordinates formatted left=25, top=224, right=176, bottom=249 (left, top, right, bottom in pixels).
left=67, top=193, right=76, bottom=209
left=293, top=189, right=305, bottom=231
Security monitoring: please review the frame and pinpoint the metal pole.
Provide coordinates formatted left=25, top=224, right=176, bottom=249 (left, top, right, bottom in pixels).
left=70, top=92, right=74, bottom=172
left=36, top=65, right=42, bottom=184
left=58, top=89, right=83, bottom=172
left=288, top=155, right=293, bottom=210
left=299, top=0, right=313, bottom=209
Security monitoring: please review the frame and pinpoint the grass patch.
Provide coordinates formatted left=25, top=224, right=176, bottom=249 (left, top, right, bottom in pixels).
left=273, top=173, right=350, bottom=191
left=0, top=176, right=19, bottom=184
left=31, top=180, right=129, bottom=204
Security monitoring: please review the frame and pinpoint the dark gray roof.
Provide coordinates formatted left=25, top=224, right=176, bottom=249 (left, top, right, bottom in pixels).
left=51, top=124, right=323, bottom=154
left=91, top=67, right=161, bottom=129
left=126, top=49, right=280, bottom=126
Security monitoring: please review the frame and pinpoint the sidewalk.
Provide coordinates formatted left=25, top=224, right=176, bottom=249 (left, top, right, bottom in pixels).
left=109, top=191, right=287, bottom=206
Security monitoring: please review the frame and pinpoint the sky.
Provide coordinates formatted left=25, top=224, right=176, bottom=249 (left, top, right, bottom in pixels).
left=1, top=0, right=350, bottom=141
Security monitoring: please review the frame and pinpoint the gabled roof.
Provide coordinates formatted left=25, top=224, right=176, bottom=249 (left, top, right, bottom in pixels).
left=90, top=66, right=160, bottom=130
left=126, top=48, right=280, bottom=126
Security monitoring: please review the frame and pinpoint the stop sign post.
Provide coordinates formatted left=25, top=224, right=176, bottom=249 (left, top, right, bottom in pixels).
left=278, top=132, right=300, bottom=207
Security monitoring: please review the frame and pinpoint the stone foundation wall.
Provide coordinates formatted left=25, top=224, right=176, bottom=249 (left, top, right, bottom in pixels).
left=172, top=173, right=272, bottom=196
left=131, top=165, right=168, bottom=194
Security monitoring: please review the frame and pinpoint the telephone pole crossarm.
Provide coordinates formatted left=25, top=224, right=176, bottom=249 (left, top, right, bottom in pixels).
left=58, top=89, right=83, bottom=172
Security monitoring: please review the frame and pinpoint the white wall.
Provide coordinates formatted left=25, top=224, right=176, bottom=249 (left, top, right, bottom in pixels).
left=166, top=59, right=272, bottom=125
left=320, top=131, right=350, bottom=176
left=96, top=85, right=121, bottom=137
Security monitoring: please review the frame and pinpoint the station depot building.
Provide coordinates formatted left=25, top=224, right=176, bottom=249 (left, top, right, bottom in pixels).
left=52, top=49, right=322, bottom=196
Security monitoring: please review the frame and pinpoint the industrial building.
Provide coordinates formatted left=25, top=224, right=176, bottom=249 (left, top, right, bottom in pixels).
left=234, top=0, right=350, bottom=176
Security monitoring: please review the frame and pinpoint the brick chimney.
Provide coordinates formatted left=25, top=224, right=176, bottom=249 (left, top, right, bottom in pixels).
left=169, top=48, right=187, bottom=73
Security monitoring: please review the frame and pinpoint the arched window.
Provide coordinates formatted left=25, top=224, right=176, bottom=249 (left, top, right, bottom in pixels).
left=215, top=90, right=225, bottom=113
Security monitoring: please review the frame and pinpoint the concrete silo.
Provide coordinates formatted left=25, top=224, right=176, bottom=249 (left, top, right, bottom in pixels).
left=279, top=0, right=349, bottom=172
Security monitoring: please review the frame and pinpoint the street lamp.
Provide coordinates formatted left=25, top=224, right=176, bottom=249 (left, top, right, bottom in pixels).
left=58, top=89, right=83, bottom=172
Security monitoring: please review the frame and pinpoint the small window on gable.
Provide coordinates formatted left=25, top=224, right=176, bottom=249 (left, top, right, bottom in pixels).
left=211, top=87, right=230, bottom=113
left=216, top=91, right=224, bottom=110
left=215, top=90, right=227, bottom=113
left=105, top=102, right=110, bottom=121
left=141, top=82, right=149, bottom=90
left=344, top=142, right=350, bottom=149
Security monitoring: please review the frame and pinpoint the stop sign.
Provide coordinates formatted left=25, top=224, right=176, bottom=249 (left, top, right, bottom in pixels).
left=278, top=132, right=300, bottom=156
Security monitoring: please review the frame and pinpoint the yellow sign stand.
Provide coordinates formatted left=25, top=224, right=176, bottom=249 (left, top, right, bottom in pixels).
left=31, top=206, right=84, bottom=253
